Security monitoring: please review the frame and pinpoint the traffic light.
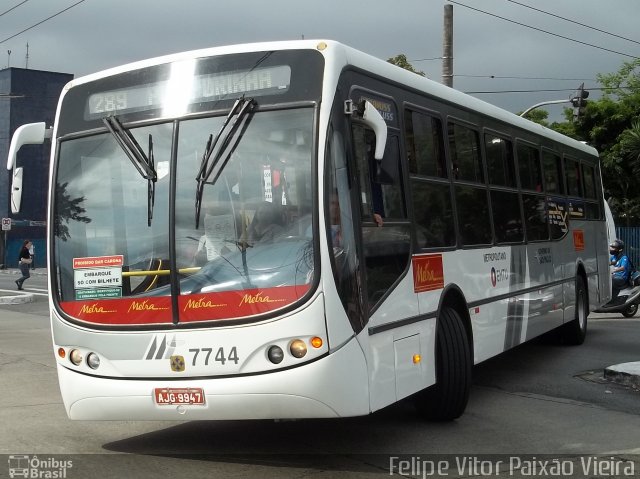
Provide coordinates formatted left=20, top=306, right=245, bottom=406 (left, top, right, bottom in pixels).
left=571, top=83, right=589, bottom=120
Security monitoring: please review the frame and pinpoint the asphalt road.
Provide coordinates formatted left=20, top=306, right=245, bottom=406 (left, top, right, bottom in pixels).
left=1, top=269, right=639, bottom=478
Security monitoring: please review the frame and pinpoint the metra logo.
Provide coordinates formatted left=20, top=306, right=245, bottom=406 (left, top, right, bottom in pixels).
left=239, top=292, right=287, bottom=306
left=412, top=254, right=445, bottom=293
left=79, top=303, right=116, bottom=314
left=416, top=261, right=441, bottom=282
left=127, top=300, right=170, bottom=313
left=183, top=297, right=226, bottom=311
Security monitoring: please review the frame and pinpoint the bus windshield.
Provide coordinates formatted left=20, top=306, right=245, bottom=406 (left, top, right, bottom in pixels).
left=53, top=107, right=315, bottom=326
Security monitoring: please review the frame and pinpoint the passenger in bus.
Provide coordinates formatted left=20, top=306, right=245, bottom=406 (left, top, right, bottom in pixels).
left=609, top=239, right=630, bottom=300
left=328, top=192, right=343, bottom=247
left=366, top=141, right=385, bottom=227
left=371, top=180, right=384, bottom=227
left=246, top=201, right=284, bottom=243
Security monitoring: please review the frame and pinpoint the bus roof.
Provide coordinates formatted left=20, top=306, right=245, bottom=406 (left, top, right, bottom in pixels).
left=66, top=39, right=597, bottom=158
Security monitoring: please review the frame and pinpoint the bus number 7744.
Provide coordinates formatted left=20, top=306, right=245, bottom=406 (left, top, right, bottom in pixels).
left=189, top=347, right=239, bottom=367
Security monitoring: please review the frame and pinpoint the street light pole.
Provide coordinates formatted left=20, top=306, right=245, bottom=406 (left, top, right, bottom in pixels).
left=519, top=99, right=571, bottom=118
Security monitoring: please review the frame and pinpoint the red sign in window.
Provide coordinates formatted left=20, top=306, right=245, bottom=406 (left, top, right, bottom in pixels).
left=573, top=230, right=585, bottom=251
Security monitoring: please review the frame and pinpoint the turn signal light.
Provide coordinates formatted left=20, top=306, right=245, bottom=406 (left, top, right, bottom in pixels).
left=310, top=337, right=323, bottom=349
left=58, top=348, right=66, bottom=359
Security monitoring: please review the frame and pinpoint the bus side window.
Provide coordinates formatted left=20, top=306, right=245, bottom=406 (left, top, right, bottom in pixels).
left=352, top=126, right=406, bottom=223
left=352, top=125, right=410, bottom=306
left=565, top=156, right=582, bottom=197
left=449, top=122, right=491, bottom=246
left=405, top=108, right=455, bottom=248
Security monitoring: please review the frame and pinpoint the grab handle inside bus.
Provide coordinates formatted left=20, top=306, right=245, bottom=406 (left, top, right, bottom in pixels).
left=7, top=122, right=51, bottom=213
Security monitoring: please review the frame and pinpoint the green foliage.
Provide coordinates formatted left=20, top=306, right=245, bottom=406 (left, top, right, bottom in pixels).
left=54, top=182, right=91, bottom=241
left=387, top=54, right=426, bottom=77
left=520, top=108, right=550, bottom=127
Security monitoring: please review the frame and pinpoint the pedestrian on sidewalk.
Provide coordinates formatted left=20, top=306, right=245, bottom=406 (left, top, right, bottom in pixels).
left=16, top=239, right=33, bottom=290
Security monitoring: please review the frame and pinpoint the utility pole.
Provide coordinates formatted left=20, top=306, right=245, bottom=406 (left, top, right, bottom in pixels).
left=442, top=4, right=453, bottom=87
left=7, top=50, right=11, bottom=68
left=25, top=43, right=29, bottom=69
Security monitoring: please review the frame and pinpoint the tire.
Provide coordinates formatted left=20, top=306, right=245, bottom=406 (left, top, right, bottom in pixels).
left=621, top=303, right=638, bottom=318
left=415, top=306, right=472, bottom=421
left=563, top=275, right=588, bottom=345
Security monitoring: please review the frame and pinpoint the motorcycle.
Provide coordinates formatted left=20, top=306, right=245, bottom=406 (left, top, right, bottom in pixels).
left=595, top=274, right=640, bottom=318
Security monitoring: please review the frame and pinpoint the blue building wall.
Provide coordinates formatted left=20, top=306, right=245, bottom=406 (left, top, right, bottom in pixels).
left=0, top=67, right=73, bottom=268
left=616, top=227, right=640, bottom=268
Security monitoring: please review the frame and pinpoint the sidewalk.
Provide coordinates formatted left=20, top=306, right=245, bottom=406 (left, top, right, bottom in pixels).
left=604, top=362, right=640, bottom=388
left=0, top=267, right=47, bottom=304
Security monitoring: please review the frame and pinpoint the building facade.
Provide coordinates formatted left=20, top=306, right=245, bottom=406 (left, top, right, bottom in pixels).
left=0, top=67, right=73, bottom=268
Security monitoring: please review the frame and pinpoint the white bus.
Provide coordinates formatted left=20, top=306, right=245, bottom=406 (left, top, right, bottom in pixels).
left=7, top=40, right=610, bottom=421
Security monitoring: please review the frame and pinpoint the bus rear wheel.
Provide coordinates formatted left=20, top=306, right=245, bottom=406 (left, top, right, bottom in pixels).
left=563, top=275, right=588, bottom=345
left=415, top=306, right=471, bottom=421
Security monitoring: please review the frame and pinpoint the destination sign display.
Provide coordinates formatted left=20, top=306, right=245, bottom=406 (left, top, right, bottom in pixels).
left=85, top=65, right=291, bottom=119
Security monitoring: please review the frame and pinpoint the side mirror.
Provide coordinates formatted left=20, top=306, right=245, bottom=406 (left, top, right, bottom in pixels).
left=7, top=122, right=49, bottom=170
left=10, top=167, right=23, bottom=214
left=7, top=122, right=50, bottom=213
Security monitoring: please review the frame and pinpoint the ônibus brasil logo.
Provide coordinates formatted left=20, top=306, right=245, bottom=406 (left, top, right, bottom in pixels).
left=8, top=455, right=73, bottom=478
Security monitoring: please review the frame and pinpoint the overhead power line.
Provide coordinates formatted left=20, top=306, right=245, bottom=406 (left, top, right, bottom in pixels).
left=505, top=0, right=640, bottom=46
left=455, top=74, right=595, bottom=81
left=0, top=0, right=29, bottom=18
left=447, top=0, right=638, bottom=59
left=0, top=0, right=87, bottom=45
left=465, top=86, right=629, bottom=94
left=410, top=57, right=443, bottom=62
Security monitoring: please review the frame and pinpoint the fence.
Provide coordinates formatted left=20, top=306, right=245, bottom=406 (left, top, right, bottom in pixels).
left=616, top=227, right=640, bottom=267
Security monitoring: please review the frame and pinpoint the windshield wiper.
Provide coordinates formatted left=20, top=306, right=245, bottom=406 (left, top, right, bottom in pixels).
left=147, top=134, right=156, bottom=227
left=103, top=115, right=157, bottom=226
left=195, top=96, right=256, bottom=229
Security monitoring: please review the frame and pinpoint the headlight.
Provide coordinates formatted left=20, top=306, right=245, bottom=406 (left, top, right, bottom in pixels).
left=69, top=349, right=83, bottom=366
left=289, top=339, right=307, bottom=358
left=86, top=353, right=100, bottom=370
left=267, top=345, right=284, bottom=364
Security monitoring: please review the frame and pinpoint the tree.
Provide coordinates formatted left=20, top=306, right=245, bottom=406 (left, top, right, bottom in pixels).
left=54, top=182, right=91, bottom=241
left=556, top=59, right=640, bottom=224
left=387, top=54, right=426, bottom=77
left=519, top=108, right=550, bottom=128
left=621, top=120, right=640, bottom=168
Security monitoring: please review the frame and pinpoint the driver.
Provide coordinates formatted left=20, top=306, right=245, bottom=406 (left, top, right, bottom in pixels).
left=610, top=239, right=630, bottom=300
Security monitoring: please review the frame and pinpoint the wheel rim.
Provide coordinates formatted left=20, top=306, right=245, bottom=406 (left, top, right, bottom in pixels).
left=577, top=289, right=586, bottom=331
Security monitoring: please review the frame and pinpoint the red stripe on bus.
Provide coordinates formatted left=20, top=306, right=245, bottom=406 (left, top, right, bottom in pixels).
left=59, top=284, right=311, bottom=325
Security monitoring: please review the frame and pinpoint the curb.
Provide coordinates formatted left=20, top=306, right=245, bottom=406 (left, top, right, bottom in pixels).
left=0, top=293, right=36, bottom=305
left=604, top=362, right=640, bottom=388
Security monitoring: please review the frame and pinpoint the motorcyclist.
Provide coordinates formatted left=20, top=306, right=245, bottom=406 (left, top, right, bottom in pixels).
left=610, top=239, right=630, bottom=300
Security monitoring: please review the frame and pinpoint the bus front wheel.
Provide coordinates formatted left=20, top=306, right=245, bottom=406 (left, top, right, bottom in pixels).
left=415, top=306, right=471, bottom=421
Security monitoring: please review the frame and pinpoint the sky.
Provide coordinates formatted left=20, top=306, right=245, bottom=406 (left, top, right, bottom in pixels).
left=1, top=0, right=638, bottom=121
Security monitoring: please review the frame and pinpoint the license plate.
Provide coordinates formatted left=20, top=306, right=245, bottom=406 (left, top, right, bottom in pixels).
left=154, top=387, right=205, bottom=405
